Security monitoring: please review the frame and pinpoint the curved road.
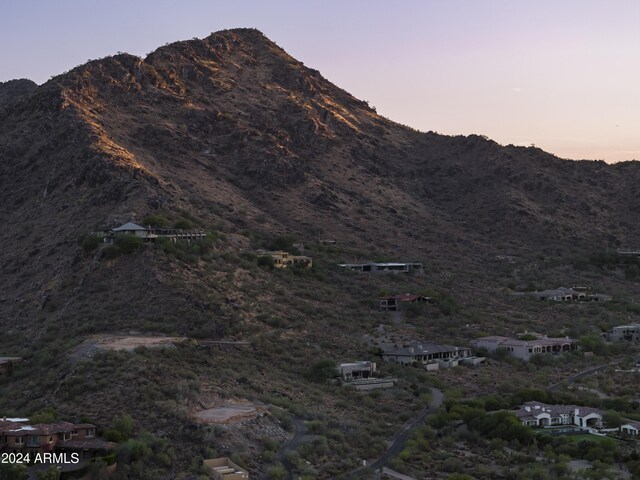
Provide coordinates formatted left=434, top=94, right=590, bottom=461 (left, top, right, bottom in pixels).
left=546, top=364, right=612, bottom=392
left=335, top=387, right=444, bottom=480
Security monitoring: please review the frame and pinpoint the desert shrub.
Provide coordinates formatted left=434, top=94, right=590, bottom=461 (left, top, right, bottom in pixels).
left=0, top=463, right=28, bottom=480
left=306, top=360, right=337, bottom=383
left=142, top=215, right=168, bottom=228
left=173, top=219, right=193, bottom=230
left=79, top=235, right=101, bottom=252
left=267, top=463, right=287, bottom=480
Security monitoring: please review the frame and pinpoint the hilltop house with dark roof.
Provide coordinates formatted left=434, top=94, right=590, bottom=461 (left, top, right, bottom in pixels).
left=339, top=262, right=423, bottom=273
left=96, top=222, right=207, bottom=244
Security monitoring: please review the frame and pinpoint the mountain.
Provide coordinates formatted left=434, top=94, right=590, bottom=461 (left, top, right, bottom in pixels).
left=0, top=28, right=639, bottom=478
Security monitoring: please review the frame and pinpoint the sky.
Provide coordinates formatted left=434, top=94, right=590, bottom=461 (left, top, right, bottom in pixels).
left=1, top=0, right=638, bottom=162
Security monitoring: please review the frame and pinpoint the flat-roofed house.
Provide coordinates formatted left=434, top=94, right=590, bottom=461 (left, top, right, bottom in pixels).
left=336, top=361, right=376, bottom=381
left=339, top=262, right=423, bottom=273
left=379, top=294, right=433, bottom=311
left=472, top=335, right=577, bottom=361
left=382, top=343, right=471, bottom=369
left=203, top=457, right=249, bottom=480
left=606, top=324, right=640, bottom=342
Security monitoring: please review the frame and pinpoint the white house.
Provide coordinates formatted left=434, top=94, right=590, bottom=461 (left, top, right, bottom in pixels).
left=515, top=402, right=603, bottom=429
left=620, top=420, right=640, bottom=436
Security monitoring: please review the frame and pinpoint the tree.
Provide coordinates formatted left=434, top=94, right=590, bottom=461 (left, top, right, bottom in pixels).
left=306, top=360, right=337, bottom=383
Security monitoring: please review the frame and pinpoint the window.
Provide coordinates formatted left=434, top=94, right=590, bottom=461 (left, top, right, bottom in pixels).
left=15, top=437, right=23, bottom=445
left=86, top=429, right=95, bottom=438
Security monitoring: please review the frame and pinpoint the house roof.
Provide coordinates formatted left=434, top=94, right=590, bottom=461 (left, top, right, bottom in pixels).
left=621, top=420, right=640, bottom=429
left=381, top=294, right=430, bottom=302
left=475, top=336, right=575, bottom=347
left=57, top=438, right=116, bottom=450
left=383, top=342, right=469, bottom=357
left=0, top=420, right=95, bottom=436
left=515, top=402, right=603, bottom=420
left=533, top=287, right=579, bottom=297
left=112, top=222, right=146, bottom=231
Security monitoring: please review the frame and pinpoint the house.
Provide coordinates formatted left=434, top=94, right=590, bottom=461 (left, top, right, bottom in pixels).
left=339, top=262, right=423, bottom=273
left=0, top=357, right=22, bottom=376
left=337, top=361, right=376, bottom=381
left=472, top=335, right=577, bottom=361
left=532, top=287, right=585, bottom=301
left=319, top=239, right=337, bottom=245
left=336, top=361, right=396, bottom=390
left=515, top=402, right=603, bottom=430
left=203, top=457, right=249, bottom=480
left=587, top=293, right=612, bottom=302
left=255, top=250, right=312, bottom=269
left=382, top=343, right=472, bottom=370
left=379, top=294, right=433, bottom=312
left=96, top=222, right=207, bottom=244
left=516, top=287, right=612, bottom=302
left=606, top=324, right=640, bottom=342
left=620, top=420, right=640, bottom=436
left=0, top=418, right=114, bottom=458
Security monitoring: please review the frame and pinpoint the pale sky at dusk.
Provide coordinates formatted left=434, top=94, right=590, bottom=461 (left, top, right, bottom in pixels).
left=1, top=0, right=638, bottom=162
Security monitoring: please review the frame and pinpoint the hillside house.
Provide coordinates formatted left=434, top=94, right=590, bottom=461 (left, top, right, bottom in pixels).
left=515, top=402, right=603, bottom=429
left=0, top=357, right=22, bottom=376
left=255, top=250, right=312, bottom=269
left=620, top=421, right=640, bottom=436
left=382, top=343, right=472, bottom=370
left=606, top=324, right=640, bottom=342
left=339, top=262, right=423, bottom=273
left=96, top=222, right=207, bottom=244
left=203, top=457, right=249, bottom=480
left=337, top=361, right=376, bottom=381
left=0, top=418, right=114, bottom=458
left=336, top=361, right=396, bottom=390
left=472, top=335, right=577, bottom=361
left=379, top=294, right=433, bottom=311
left=515, top=287, right=612, bottom=302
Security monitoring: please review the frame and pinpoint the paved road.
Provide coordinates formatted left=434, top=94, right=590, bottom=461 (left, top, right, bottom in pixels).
left=262, top=412, right=307, bottom=480
left=335, top=387, right=444, bottom=480
left=547, top=364, right=611, bottom=392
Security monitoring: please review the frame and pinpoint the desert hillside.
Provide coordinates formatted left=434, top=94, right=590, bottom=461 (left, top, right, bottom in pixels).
left=1, top=28, right=639, bottom=479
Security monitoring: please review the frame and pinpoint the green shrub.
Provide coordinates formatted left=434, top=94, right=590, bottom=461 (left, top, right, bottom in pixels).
left=79, top=235, right=101, bottom=252
left=143, top=215, right=169, bottom=228
left=173, top=219, right=193, bottom=230
left=306, top=360, right=337, bottom=383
